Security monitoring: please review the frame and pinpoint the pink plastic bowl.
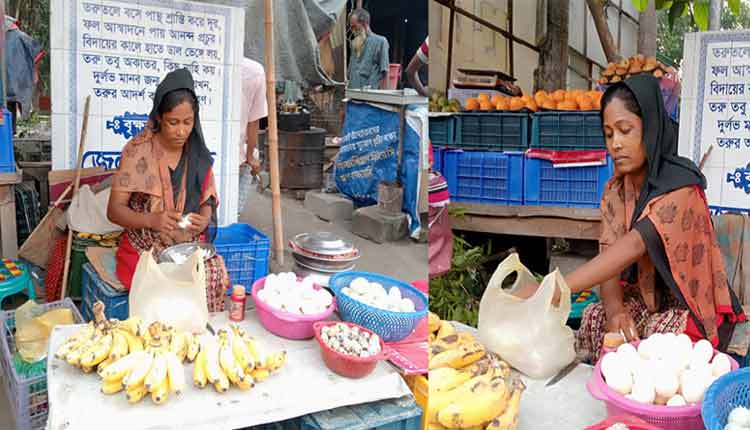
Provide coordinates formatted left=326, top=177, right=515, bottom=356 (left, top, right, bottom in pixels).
left=251, top=276, right=336, bottom=340
left=587, top=340, right=739, bottom=430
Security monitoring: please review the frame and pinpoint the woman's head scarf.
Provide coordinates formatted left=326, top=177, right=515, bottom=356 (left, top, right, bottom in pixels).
left=602, top=74, right=706, bottom=227
left=150, top=68, right=216, bottom=238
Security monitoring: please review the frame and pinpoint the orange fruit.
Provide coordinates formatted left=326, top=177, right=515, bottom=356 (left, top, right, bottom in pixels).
left=565, top=90, right=582, bottom=103
left=520, top=93, right=533, bottom=103
left=478, top=93, right=490, bottom=103
left=525, top=100, right=539, bottom=112
left=558, top=100, right=577, bottom=111
left=509, top=97, right=525, bottom=111
left=551, top=90, right=566, bottom=103
left=496, top=98, right=510, bottom=111
left=465, top=98, right=480, bottom=111
left=491, top=94, right=505, bottom=106
left=541, top=99, right=557, bottom=110
left=479, top=100, right=494, bottom=111
left=577, top=95, right=594, bottom=111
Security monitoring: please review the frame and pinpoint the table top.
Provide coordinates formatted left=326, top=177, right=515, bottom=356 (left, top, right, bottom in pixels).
left=46, top=313, right=412, bottom=430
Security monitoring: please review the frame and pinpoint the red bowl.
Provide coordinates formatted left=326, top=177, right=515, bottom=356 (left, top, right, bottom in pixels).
left=313, top=321, right=390, bottom=379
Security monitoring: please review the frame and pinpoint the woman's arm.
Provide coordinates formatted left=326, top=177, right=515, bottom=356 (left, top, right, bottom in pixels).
left=107, top=190, right=153, bottom=230
left=566, top=228, right=647, bottom=294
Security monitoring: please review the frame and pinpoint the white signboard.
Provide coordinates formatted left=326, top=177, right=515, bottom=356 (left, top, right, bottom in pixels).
left=679, top=30, right=750, bottom=214
left=51, top=0, right=244, bottom=225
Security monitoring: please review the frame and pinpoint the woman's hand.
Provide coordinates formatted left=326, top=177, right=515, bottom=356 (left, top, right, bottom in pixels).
left=606, top=307, right=640, bottom=342
left=186, top=213, right=209, bottom=234
left=149, top=210, right=181, bottom=233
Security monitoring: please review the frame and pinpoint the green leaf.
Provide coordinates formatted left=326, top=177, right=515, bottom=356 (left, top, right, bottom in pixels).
left=668, top=2, right=686, bottom=28
left=655, top=0, right=673, bottom=9
left=632, top=0, right=650, bottom=12
left=728, top=0, right=741, bottom=15
left=693, top=1, right=710, bottom=31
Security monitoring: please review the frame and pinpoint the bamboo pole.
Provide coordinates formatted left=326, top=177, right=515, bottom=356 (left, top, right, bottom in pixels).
left=264, top=0, right=284, bottom=265
left=59, top=95, right=91, bottom=301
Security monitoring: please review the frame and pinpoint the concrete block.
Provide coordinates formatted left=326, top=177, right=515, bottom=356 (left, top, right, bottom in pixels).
left=352, top=205, right=408, bottom=244
left=305, top=191, right=354, bottom=222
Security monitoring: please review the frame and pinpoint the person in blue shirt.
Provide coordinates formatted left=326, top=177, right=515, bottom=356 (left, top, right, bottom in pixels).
left=347, top=8, right=390, bottom=90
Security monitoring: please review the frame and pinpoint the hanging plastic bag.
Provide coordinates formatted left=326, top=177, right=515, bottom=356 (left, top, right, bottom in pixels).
left=14, top=301, right=74, bottom=362
left=478, top=253, right=575, bottom=379
left=128, top=250, right=208, bottom=334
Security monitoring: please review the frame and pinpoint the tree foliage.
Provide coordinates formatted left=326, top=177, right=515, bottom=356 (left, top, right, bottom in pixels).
left=656, top=0, right=750, bottom=67
left=634, top=0, right=745, bottom=30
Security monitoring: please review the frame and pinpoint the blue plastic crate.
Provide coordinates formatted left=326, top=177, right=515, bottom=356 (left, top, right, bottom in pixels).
left=0, top=109, right=14, bottom=173
left=428, top=115, right=455, bottom=147
left=300, top=396, right=422, bottom=430
left=432, top=146, right=444, bottom=174
left=81, top=263, right=129, bottom=322
left=455, top=112, right=530, bottom=151
left=530, top=111, right=605, bottom=150
left=524, top=155, right=614, bottom=208
left=442, top=150, right=524, bottom=205
left=213, top=223, right=270, bottom=293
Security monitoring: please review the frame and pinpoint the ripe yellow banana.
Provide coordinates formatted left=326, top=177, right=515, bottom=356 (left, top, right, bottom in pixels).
left=214, top=370, right=230, bottom=393
left=101, top=351, right=147, bottom=383
left=97, top=357, right=115, bottom=377
left=118, top=317, right=144, bottom=338
left=264, top=351, right=287, bottom=372
left=81, top=332, right=114, bottom=367
left=485, top=379, right=525, bottom=430
left=125, top=351, right=154, bottom=389
left=204, top=342, right=223, bottom=385
left=101, top=380, right=124, bottom=395
left=438, top=377, right=508, bottom=429
left=232, top=335, right=254, bottom=371
left=126, top=383, right=148, bottom=403
left=186, top=335, right=200, bottom=362
left=170, top=332, right=188, bottom=362
left=81, top=365, right=94, bottom=373
left=427, top=371, right=498, bottom=423
left=430, top=341, right=486, bottom=370
left=151, top=378, right=169, bottom=405
left=165, top=352, right=185, bottom=395
left=193, top=349, right=208, bottom=388
left=145, top=352, right=168, bottom=392
left=429, top=367, right=475, bottom=393
left=66, top=332, right=102, bottom=366
left=243, top=335, right=266, bottom=368
left=250, top=367, right=270, bottom=382
left=109, top=331, right=129, bottom=361
left=437, top=321, right=457, bottom=338
left=116, top=328, right=144, bottom=353
left=429, top=312, right=442, bottom=333
left=219, top=342, right=244, bottom=384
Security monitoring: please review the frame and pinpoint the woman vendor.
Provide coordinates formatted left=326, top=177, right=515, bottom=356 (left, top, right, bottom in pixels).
left=516, top=75, right=745, bottom=363
left=107, top=68, right=229, bottom=312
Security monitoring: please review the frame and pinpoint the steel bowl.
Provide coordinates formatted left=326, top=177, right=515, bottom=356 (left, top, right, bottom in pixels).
left=159, top=242, right=216, bottom=264
left=291, top=232, right=357, bottom=258
left=292, top=252, right=356, bottom=272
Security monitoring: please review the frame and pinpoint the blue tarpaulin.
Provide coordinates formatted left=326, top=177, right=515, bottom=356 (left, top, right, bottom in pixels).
left=335, top=101, right=423, bottom=237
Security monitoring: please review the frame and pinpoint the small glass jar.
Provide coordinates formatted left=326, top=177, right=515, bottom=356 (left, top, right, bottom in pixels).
left=229, top=285, right=246, bottom=322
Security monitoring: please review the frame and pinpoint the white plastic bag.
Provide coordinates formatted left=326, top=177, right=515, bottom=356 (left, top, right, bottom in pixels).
left=128, top=250, right=208, bottom=334
left=66, top=185, right=123, bottom=234
left=478, top=253, right=576, bottom=379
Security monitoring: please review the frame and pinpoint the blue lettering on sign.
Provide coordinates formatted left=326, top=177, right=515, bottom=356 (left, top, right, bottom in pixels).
left=726, top=163, right=750, bottom=194
left=106, top=112, right=149, bottom=139
left=82, top=151, right=217, bottom=170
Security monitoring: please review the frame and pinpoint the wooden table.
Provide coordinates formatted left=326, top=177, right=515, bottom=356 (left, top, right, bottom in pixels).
left=449, top=202, right=602, bottom=241
left=0, top=171, right=23, bottom=258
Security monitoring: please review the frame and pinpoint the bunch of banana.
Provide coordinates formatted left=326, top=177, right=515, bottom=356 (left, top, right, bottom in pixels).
left=192, top=324, right=287, bottom=393
left=427, top=312, right=526, bottom=430
left=54, top=302, right=147, bottom=375
left=99, top=322, right=186, bottom=405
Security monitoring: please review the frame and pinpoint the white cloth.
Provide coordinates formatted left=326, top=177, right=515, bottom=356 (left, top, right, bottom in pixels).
left=239, top=58, right=269, bottom=162
left=46, top=313, right=411, bottom=430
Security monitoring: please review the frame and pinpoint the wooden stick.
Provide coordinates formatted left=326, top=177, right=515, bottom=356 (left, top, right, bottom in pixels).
left=699, top=145, right=714, bottom=171
left=264, top=0, right=284, bottom=265
left=59, top=95, right=92, bottom=301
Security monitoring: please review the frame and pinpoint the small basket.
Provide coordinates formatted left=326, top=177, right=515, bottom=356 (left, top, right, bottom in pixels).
left=587, top=340, right=739, bottom=430
left=313, top=321, right=390, bottom=379
left=328, top=272, right=428, bottom=342
left=251, top=277, right=336, bottom=340
left=702, top=367, right=750, bottom=430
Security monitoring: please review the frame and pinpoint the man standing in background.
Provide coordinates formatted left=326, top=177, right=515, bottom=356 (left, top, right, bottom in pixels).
left=347, top=8, right=390, bottom=90
left=406, top=36, right=429, bottom=97
left=238, top=57, right=268, bottom=214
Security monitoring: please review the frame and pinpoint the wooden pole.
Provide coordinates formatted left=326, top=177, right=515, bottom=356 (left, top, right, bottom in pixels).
left=59, top=95, right=91, bottom=301
left=445, top=8, right=455, bottom=96
left=264, top=0, right=284, bottom=265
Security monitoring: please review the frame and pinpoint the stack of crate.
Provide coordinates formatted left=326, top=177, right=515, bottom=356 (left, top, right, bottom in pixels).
left=429, top=111, right=528, bottom=206
left=429, top=109, right=613, bottom=208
